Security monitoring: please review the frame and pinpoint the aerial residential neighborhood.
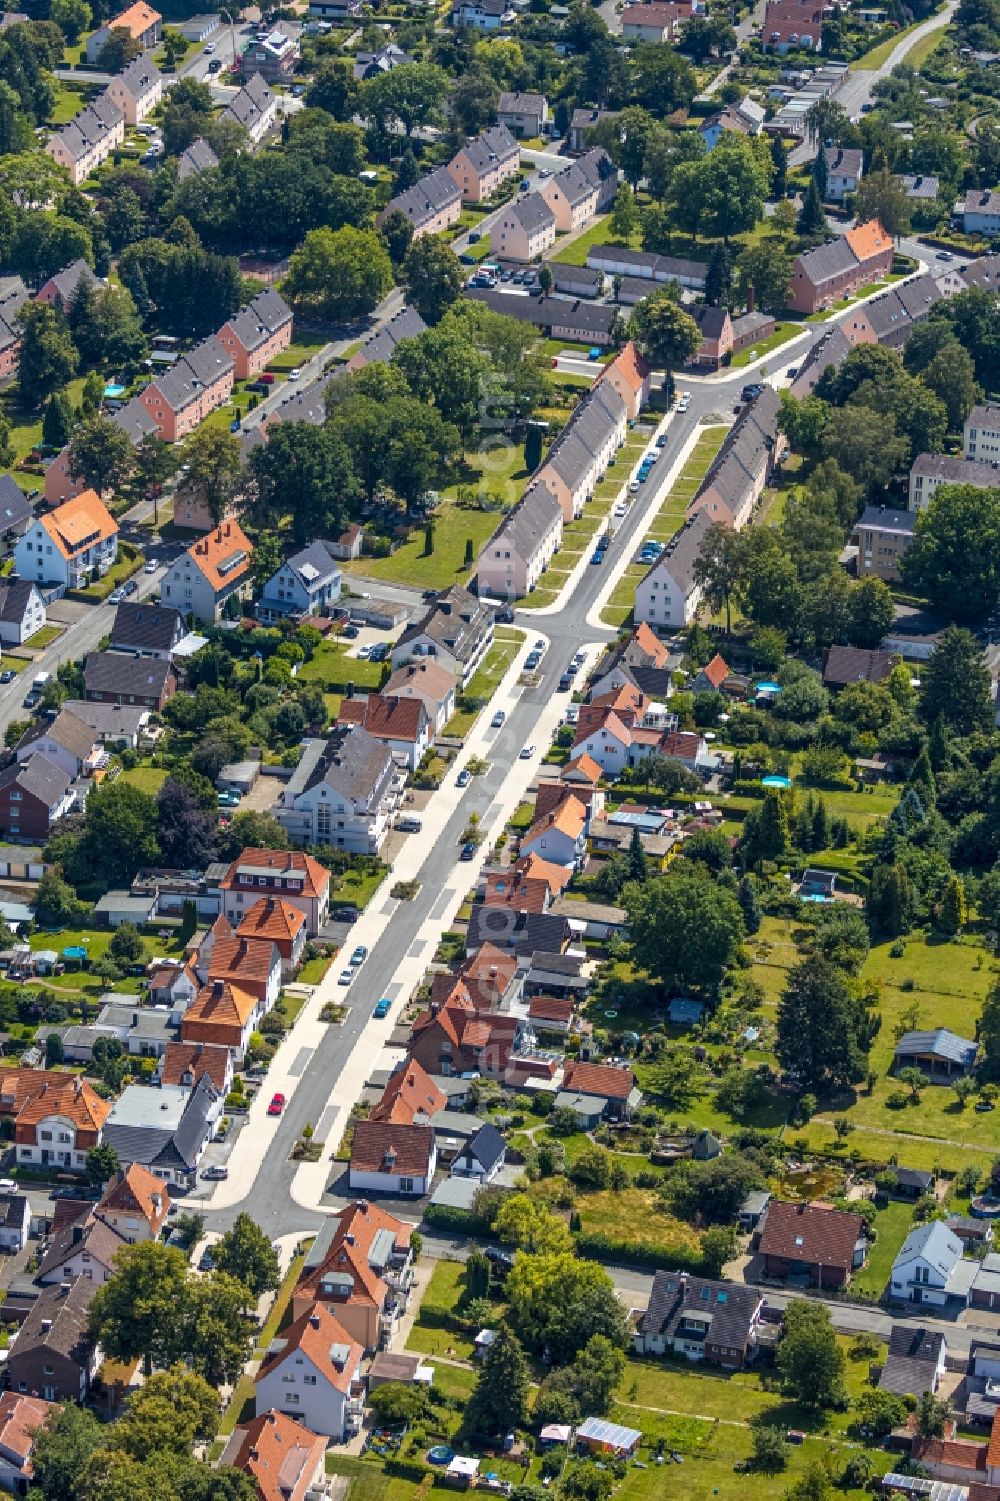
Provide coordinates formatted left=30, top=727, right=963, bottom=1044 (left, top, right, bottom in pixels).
left=0, top=0, right=995, bottom=1496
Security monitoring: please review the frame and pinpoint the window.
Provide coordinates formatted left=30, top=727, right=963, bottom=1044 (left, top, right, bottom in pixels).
left=399, top=1177, right=414, bottom=1193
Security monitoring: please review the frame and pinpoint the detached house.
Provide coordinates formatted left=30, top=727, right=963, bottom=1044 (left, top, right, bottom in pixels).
left=635, top=1273, right=764, bottom=1368
left=384, top=660, right=457, bottom=735
left=35, top=259, right=96, bottom=313
left=823, top=146, right=863, bottom=203
left=290, top=1200, right=415, bottom=1351
left=161, top=520, right=252, bottom=622
left=0, top=755, right=76, bottom=842
left=255, top=1305, right=364, bottom=1440
left=391, top=585, right=494, bottom=687
left=519, top=792, right=587, bottom=868
left=257, top=538, right=342, bottom=622
left=0, top=578, right=45, bottom=647
left=558, top=1060, right=639, bottom=1122
left=448, top=124, right=520, bottom=203
left=219, top=849, right=330, bottom=936
left=106, top=54, right=161, bottom=125
left=108, top=601, right=186, bottom=659
left=274, top=723, right=398, bottom=854
left=86, top=0, right=161, bottom=60
left=407, top=998, right=522, bottom=1080
left=222, top=1411, right=328, bottom=1500
left=890, top=1222, right=968, bottom=1307
left=757, top=1200, right=867, bottom=1288
left=181, top=978, right=263, bottom=1061
left=218, top=289, right=293, bottom=380
left=12, top=1073, right=110, bottom=1175
left=14, top=489, right=118, bottom=591
left=177, top=137, right=218, bottom=181
left=84, top=650, right=177, bottom=710
left=498, top=90, right=548, bottom=136
left=349, top=1120, right=437, bottom=1195
left=338, top=693, right=431, bottom=771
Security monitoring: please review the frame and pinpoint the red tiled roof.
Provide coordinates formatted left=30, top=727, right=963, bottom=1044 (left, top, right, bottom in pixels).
left=13, top=1073, right=110, bottom=1133
left=338, top=692, right=426, bottom=743
left=758, top=1200, right=864, bottom=1272
left=699, top=654, right=729, bottom=689
left=223, top=1409, right=327, bottom=1501
left=987, top=1407, right=1000, bottom=1472
left=914, top=1436, right=987, bottom=1472
left=160, top=1040, right=232, bottom=1094
left=256, top=1303, right=362, bottom=1391
left=98, top=1164, right=169, bottom=1236
left=563, top=1060, right=634, bottom=1099
left=221, top=848, right=330, bottom=898
left=370, top=1061, right=446, bottom=1125
left=350, top=1120, right=434, bottom=1177
left=235, top=896, right=305, bottom=946
left=529, top=995, right=574, bottom=1024
left=0, top=1393, right=54, bottom=1472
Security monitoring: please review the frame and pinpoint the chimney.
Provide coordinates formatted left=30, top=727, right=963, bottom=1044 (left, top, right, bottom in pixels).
left=152, top=1193, right=162, bottom=1211
left=133, top=1012, right=139, bottom=1027
left=356, top=1200, right=369, bottom=1213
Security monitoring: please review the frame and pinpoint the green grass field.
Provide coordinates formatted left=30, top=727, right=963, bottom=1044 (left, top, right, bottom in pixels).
left=550, top=215, right=629, bottom=267
left=852, top=1197, right=915, bottom=1298
left=730, top=322, right=804, bottom=369
left=119, top=765, right=170, bottom=795
left=443, top=633, right=525, bottom=736
left=23, top=625, right=64, bottom=650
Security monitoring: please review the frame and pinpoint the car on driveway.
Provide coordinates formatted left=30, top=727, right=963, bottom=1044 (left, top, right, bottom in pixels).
left=456, top=768, right=471, bottom=787
left=397, top=815, right=422, bottom=833
left=267, top=1092, right=286, bottom=1116
left=201, top=1164, right=229, bottom=1180
left=373, top=997, right=392, bottom=1018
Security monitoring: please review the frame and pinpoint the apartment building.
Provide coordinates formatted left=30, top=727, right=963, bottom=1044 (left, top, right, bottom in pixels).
left=14, top=489, right=118, bottom=590
left=447, top=124, right=520, bottom=202
left=137, top=336, right=235, bottom=442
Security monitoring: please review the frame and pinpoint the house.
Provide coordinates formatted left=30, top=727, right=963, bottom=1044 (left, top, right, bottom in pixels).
left=14, top=489, right=118, bottom=591
left=159, top=1039, right=233, bottom=1097
left=966, top=404, right=1000, bottom=463
left=559, top=1060, right=639, bottom=1121
left=407, top=999, right=523, bottom=1080
left=823, top=146, right=863, bottom=203
left=842, top=273, right=942, bottom=350
left=731, top=309, right=776, bottom=358
left=218, top=289, right=293, bottom=381
left=889, top=1221, right=966, bottom=1306
left=690, top=387, right=783, bottom=529
left=327, top=523, right=364, bottom=561
left=465, top=286, right=617, bottom=346
left=370, top=1061, right=447, bottom=1127
left=349, top=1120, right=437, bottom=1195
left=86, top=0, right=160, bottom=59
left=221, top=1410, right=328, bottom=1501
left=16, top=709, right=102, bottom=780
left=520, top=793, right=587, bottom=868
left=621, top=1, right=686, bottom=39
left=0, top=1192, right=29, bottom=1254
left=223, top=74, right=276, bottom=145
left=257, top=539, right=341, bottom=622
left=854, top=505, right=915, bottom=582
left=476, top=481, right=563, bottom=600
left=352, top=42, right=412, bottom=80
left=635, top=1272, right=764, bottom=1368
left=893, top=1028, right=978, bottom=1080
left=346, top=307, right=427, bottom=372
left=338, top=694, right=431, bottom=772
left=105, top=54, right=161, bottom=125
left=43, top=395, right=157, bottom=507
left=0, top=1392, right=55, bottom=1494
left=91, top=890, right=157, bottom=928
left=690, top=305, right=733, bottom=370
left=6, top=1278, right=99, bottom=1402
left=448, top=124, right=520, bottom=203
left=290, top=1199, right=415, bottom=1350
left=177, top=137, right=218, bottom=181
left=97, top=1163, right=170, bottom=1242
left=205, top=932, right=281, bottom=1012
left=108, top=602, right=186, bottom=659
left=699, top=106, right=758, bottom=150
left=757, top=1200, right=866, bottom=1288
left=36, top=1213, right=129, bottom=1287
left=0, top=580, right=43, bottom=649
left=449, top=1121, right=506, bottom=1182
left=0, top=756, right=76, bottom=842
left=241, top=25, right=300, bottom=84
left=590, top=622, right=671, bottom=700
left=568, top=107, right=619, bottom=152
left=761, top=0, right=824, bottom=49
left=888, top=1167, right=935, bottom=1202
left=0, top=283, right=28, bottom=383
left=738, top=1190, right=772, bottom=1232
left=970, top=1254, right=1000, bottom=1312
left=822, top=645, right=897, bottom=689
left=635, top=509, right=712, bottom=630
left=378, top=166, right=462, bottom=238
left=486, top=851, right=571, bottom=914
left=955, top=189, right=1000, bottom=236
left=909, top=452, right=1000, bottom=509
left=273, top=723, right=398, bottom=854
left=691, top=654, right=730, bottom=694
left=788, top=221, right=894, bottom=315
left=498, top=90, right=548, bottom=136
left=181, top=978, right=262, bottom=1061
left=255, top=1303, right=363, bottom=1439
left=789, top=325, right=853, bottom=398
left=391, top=586, right=494, bottom=688
left=35, top=259, right=96, bottom=313
left=878, top=1326, right=947, bottom=1395
left=102, top=1076, right=219, bottom=1187
left=384, top=661, right=457, bottom=735
left=45, top=93, right=125, bottom=185
left=138, top=338, right=235, bottom=444
left=0, top=477, right=34, bottom=554
left=490, top=194, right=556, bottom=263
left=450, top=0, right=510, bottom=28
left=235, top=897, right=306, bottom=976
left=161, top=520, right=252, bottom=623
left=219, top=849, right=330, bottom=936
left=539, top=150, right=617, bottom=231
left=84, top=651, right=177, bottom=710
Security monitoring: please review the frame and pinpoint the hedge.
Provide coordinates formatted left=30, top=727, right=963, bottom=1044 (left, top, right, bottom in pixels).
left=575, top=1230, right=708, bottom=1273
left=422, top=1204, right=490, bottom=1234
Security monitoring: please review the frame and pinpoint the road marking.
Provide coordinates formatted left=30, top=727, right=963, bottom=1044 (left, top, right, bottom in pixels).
left=407, top=939, right=427, bottom=959
left=287, top=1046, right=313, bottom=1077
left=431, top=888, right=456, bottom=918
left=380, top=897, right=397, bottom=916
left=316, top=1104, right=339, bottom=1140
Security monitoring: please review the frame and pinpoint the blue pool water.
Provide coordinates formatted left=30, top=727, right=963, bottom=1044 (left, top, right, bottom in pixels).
left=103, top=383, right=126, bottom=398
left=761, top=774, right=791, bottom=788
left=756, top=680, right=781, bottom=693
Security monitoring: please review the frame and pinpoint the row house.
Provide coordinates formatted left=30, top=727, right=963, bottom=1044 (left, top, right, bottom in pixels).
left=346, top=304, right=427, bottom=372
left=14, top=489, right=118, bottom=590
left=448, top=123, right=520, bottom=203
left=44, top=394, right=157, bottom=506
left=635, top=508, right=713, bottom=630
left=378, top=166, right=462, bottom=239
left=539, top=149, right=617, bottom=231
left=690, top=385, right=783, bottom=529
left=177, top=137, right=219, bottom=182
left=218, top=288, right=293, bottom=380
left=137, top=335, right=235, bottom=442
left=338, top=692, right=432, bottom=772
left=274, top=722, right=399, bottom=854
left=290, top=1200, right=415, bottom=1351
left=105, top=54, right=162, bottom=125
left=591, top=623, right=674, bottom=700
left=788, top=219, right=894, bottom=315
left=391, top=584, right=494, bottom=688
left=46, top=91, right=124, bottom=186
left=909, top=451, right=1000, bottom=510
left=202, top=932, right=282, bottom=1012
left=86, top=0, right=160, bottom=60
left=235, top=896, right=307, bottom=976
left=466, top=285, right=618, bottom=346
left=384, top=660, right=457, bottom=735
left=476, top=480, right=562, bottom=600
left=497, top=89, right=548, bottom=136
left=535, top=378, right=628, bottom=520
left=840, top=273, right=942, bottom=350
left=490, top=193, right=556, bottom=263
left=222, top=74, right=276, bottom=146
left=161, top=519, right=252, bottom=622
left=219, top=848, right=331, bottom=936
left=0, top=278, right=28, bottom=381
left=180, top=978, right=263, bottom=1062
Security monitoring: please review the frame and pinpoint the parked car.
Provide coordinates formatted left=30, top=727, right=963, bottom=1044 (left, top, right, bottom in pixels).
left=288, top=367, right=302, bottom=381
left=0, top=670, right=14, bottom=684
left=108, top=587, right=125, bottom=603
left=520, top=744, right=535, bottom=759
left=350, top=945, right=368, bottom=966
left=558, top=673, right=573, bottom=690
left=202, top=1164, right=229, bottom=1180
left=590, top=550, right=605, bottom=564
left=373, top=997, right=392, bottom=1018
left=267, top=1092, right=285, bottom=1116
left=456, top=768, right=471, bottom=788
left=460, top=841, right=476, bottom=860
left=337, top=969, right=354, bottom=986
left=655, top=434, right=667, bottom=447
left=144, top=557, right=157, bottom=573
left=259, top=373, right=275, bottom=385
left=123, top=579, right=138, bottom=596
left=342, top=624, right=359, bottom=639
left=333, top=905, right=359, bottom=922
left=207, top=56, right=222, bottom=71
left=491, top=710, right=506, bottom=728
left=397, top=816, right=422, bottom=833
left=198, top=1247, right=215, bottom=1270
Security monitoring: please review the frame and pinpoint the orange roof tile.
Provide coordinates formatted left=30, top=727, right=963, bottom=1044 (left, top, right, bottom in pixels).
left=256, top=1303, right=362, bottom=1391
left=98, top=1164, right=169, bottom=1235
left=573, top=708, right=632, bottom=748
left=600, top=339, right=649, bottom=395
left=561, top=753, right=603, bottom=785
left=370, top=1061, right=446, bottom=1125
left=593, top=684, right=648, bottom=719
left=988, top=1408, right=1000, bottom=1472
left=224, top=1409, right=327, bottom=1501
left=236, top=896, right=305, bottom=946
left=632, top=622, right=668, bottom=667
left=207, top=935, right=279, bottom=985
left=523, top=792, right=586, bottom=848
left=186, top=520, right=252, bottom=595
left=14, top=1073, right=111, bottom=1133
left=845, top=218, right=892, bottom=264
left=464, top=941, right=518, bottom=991
left=296, top=1201, right=411, bottom=1309
left=110, top=0, right=161, bottom=35
left=913, top=1436, right=987, bottom=1472
left=563, top=1059, right=634, bottom=1099
left=160, top=1040, right=232, bottom=1094
left=0, top=1392, right=55, bottom=1472
left=221, top=848, right=330, bottom=898
left=40, top=491, right=117, bottom=561
left=699, top=653, right=729, bottom=690
left=184, top=979, right=258, bottom=1030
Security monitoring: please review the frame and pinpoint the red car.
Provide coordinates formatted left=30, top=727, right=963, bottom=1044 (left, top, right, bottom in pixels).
left=267, top=1092, right=285, bottom=1116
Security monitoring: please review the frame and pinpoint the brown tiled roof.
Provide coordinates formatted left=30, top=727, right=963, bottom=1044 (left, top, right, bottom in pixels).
left=256, top=1302, right=362, bottom=1391
left=350, top=1120, right=435, bottom=1177
left=699, top=654, right=729, bottom=689
left=913, top=1436, right=987, bottom=1472
left=988, top=1407, right=1000, bottom=1472
left=463, top=941, right=518, bottom=996
left=37, top=1213, right=128, bottom=1280
left=183, top=979, right=258, bottom=1030
left=660, top=731, right=704, bottom=760
left=370, top=1061, right=446, bottom=1125
left=338, top=692, right=427, bottom=743
left=207, top=935, right=279, bottom=986
left=160, top=1040, right=232, bottom=1094
left=535, top=782, right=600, bottom=823
left=11, top=1276, right=97, bottom=1364
left=221, top=848, right=330, bottom=897
left=223, top=1409, right=327, bottom=1501
left=529, top=995, right=574, bottom=1024
left=563, top=1060, right=634, bottom=1100
left=758, top=1200, right=864, bottom=1272
left=98, top=1163, right=168, bottom=1236
left=236, top=896, right=305, bottom=946
left=14, top=1073, right=110, bottom=1133
left=562, top=753, right=603, bottom=785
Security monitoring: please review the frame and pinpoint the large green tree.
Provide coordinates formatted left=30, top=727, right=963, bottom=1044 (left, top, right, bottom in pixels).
left=68, top=414, right=135, bottom=495
left=624, top=865, right=744, bottom=997
left=505, top=1251, right=629, bottom=1363
left=901, top=483, right=1000, bottom=623
left=467, top=1326, right=531, bottom=1436
left=776, top=955, right=873, bottom=1092
left=919, top=624, right=994, bottom=734
left=88, top=1242, right=189, bottom=1376
left=628, top=290, right=700, bottom=371
left=776, top=1301, right=846, bottom=1406
left=177, top=427, right=243, bottom=528
left=401, top=235, right=464, bottom=325
left=282, top=225, right=393, bottom=319
left=214, top=1213, right=280, bottom=1301
left=17, top=301, right=78, bottom=406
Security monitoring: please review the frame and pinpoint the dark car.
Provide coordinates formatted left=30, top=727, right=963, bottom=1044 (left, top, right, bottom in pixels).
left=342, top=624, right=359, bottom=639
left=485, top=1246, right=515, bottom=1277
left=460, top=842, right=476, bottom=860
left=333, top=905, right=359, bottom=922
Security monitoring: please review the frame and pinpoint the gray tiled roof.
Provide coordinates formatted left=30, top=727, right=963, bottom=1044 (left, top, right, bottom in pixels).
left=396, top=584, right=493, bottom=663
left=0, top=752, right=71, bottom=809
left=0, top=477, right=32, bottom=537
left=899, top=173, right=939, bottom=200
left=84, top=650, right=173, bottom=698
left=795, top=235, right=857, bottom=289
left=46, top=260, right=96, bottom=306
left=224, top=74, right=273, bottom=129
left=118, top=53, right=161, bottom=95
left=178, top=137, right=219, bottom=180
left=823, top=145, right=863, bottom=176
left=109, top=602, right=185, bottom=653
left=278, top=539, right=341, bottom=588
left=458, top=123, right=518, bottom=173
left=224, top=291, right=292, bottom=355
left=355, top=304, right=427, bottom=365
left=490, top=480, right=562, bottom=563
left=857, top=504, right=915, bottom=535
left=268, top=367, right=344, bottom=428
left=382, top=166, right=461, bottom=230
left=111, top=395, right=158, bottom=446
left=895, top=1028, right=978, bottom=1066
left=183, top=334, right=234, bottom=386
left=549, top=161, right=596, bottom=208
left=465, top=287, right=617, bottom=337
left=499, top=90, right=546, bottom=115
left=544, top=428, right=594, bottom=491
left=692, top=305, right=729, bottom=340
left=644, top=508, right=713, bottom=594
left=640, top=1271, right=761, bottom=1349
left=104, top=1073, right=218, bottom=1174
left=910, top=452, right=1000, bottom=487
left=0, top=577, right=37, bottom=624
left=509, top=193, right=555, bottom=233
left=789, top=325, right=851, bottom=397
left=562, top=393, right=617, bottom=462
left=302, top=722, right=395, bottom=805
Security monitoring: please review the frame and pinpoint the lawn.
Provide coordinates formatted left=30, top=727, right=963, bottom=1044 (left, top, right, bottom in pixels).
left=119, top=765, right=170, bottom=795
left=730, top=321, right=804, bottom=368
left=1, top=376, right=88, bottom=484
left=575, top=1187, right=703, bottom=1261
left=443, top=633, right=525, bottom=736
left=550, top=216, right=634, bottom=267
left=297, top=954, right=334, bottom=984
left=405, top=1258, right=479, bottom=1360
left=296, top=640, right=388, bottom=696
left=266, top=337, right=328, bottom=374
left=23, top=625, right=64, bottom=649
left=72, top=544, right=142, bottom=601
left=852, top=1197, right=915, bottom=1299
left=850, top=5, right=945, bottom=68
left=331, top=862, right=388, bottom=911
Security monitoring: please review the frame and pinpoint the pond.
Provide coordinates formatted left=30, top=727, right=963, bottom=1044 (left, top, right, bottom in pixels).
left=773, top=1165, right=846, bottom=1201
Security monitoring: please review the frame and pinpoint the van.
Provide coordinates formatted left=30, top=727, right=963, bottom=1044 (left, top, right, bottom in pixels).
left=32, top=671, right=50, bottom=693
left=397, top=816, right=423, bottom=833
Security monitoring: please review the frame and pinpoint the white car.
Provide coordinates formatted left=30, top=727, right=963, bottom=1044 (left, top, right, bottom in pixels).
left=203, top=40, right=216, bottom=51
left=288, top=367, right=302, bottom=381
left=338, top=969, right=354, bottom=986
left=144, top=558, right=157, bottom=573
left=613, top=501, right=628, bottom=518
left=677, top=398, right=691, bottom=413
left=519, top=745, right=535, bottom=759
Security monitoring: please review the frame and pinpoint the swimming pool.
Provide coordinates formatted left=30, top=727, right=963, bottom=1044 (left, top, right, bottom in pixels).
left=761, top=775, right=792, bottom=789
left=756, top=681, right=781, bottom=693
left=103, top=384, right=126, bottom=398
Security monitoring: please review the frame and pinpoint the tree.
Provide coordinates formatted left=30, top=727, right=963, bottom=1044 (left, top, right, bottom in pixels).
left=979, top=980, right=1000, bottom=1081
left=624, top=865, right=744, bottom=998
left=306, top=58, right=359, bottom=121
left=784, top=1464, right=832, bottom=1501
left=609, top=183, right=639, bottom=243
left=937, top=874, right=966, bottom=935
left=901, top=483, right=1000, bottom=624
left=751, top=1424, right=789, bottom=1473
left=379, top=208, right=414, bottom=268
left=627, top=824, right=648, bottom=884
left=847, top=576, right=895, bottom=648
left=867, top=862, right=915, bottom=937
left=68, top=414, right=135, bottom=495
left=35, top=867, right=89, bottom=927
left=451, top=68, right=500, bottom=136
left=402, top=236, right=464, bottom=325
left=30, top=1402, right=104, bottom=1501
left=283, top=226, right=393, bottom=320
left=855, top=1387, right=907, bottom=1439
left=178, top=427, right=242, bottom=528
left=248, top=421, right=359, bottom=546
left=97, top=24, right=142, bottom=70
left=182, top=1272, right=255, bottom=1385
left=493, top=1194, right=573, bottom=1254
left=776, top=1300, right=846, bottom=1406
left=701, top=1224, right=738, bottom=1278
left=505, top=1251, right=629, bottom=1362
left=703, top=244, right=733, bottom=308
left=77, top=781, right=160, bottom=889
left=737, top=875, right=762, bottom=934
left=693, top=520, right=744, bottom=637
left=49, top=0, right=91, bottom=39
left=214, top=1213, right=280, bottom=1301
left=86, top=1143, right=121, bottom=1187
left=363, top=61, right=448, bottom=136
left=17, top=301, right=78, bottom=407
left=915, top=1391, right=951, bottom=1438
left=920, top=342, right=981, bottom=432
left=852, top=170, right=912, bottom=237
left=215, top=810, right=289, bottom=862
left=629, top=290, right=700, bottom=372
left=740, top=789, right=789, bottom=868
left=156, top=776, right=217, bottom=870
left=42, top=389, right=73, bottom=448
left=113, top=1365, right=220, bottom=1456
left=813, top=143, right=828, bottom=200
left=796, top=178, right=825, bottom=236
left=776, top=956, right=872, bottom=1092
left=109, top=921, right=144, bottom=966
left=919, top=625, right=994, bottom=734
left=737, top=242, right=793, bottom=317
left=467, top=1326, right=530, bottom=1436
left=89, top=1242, right=189, bottom=1376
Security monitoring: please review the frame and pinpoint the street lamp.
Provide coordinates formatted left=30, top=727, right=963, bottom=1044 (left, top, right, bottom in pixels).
left=219, top=7, right=238, bottom=73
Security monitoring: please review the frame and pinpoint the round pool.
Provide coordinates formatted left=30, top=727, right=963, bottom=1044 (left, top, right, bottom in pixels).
left=428, top=1448, right=455, bottom=1466
left=761, top=775, right=792, bottom=789
left=970, top=1196, right=1000, bottom=1219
